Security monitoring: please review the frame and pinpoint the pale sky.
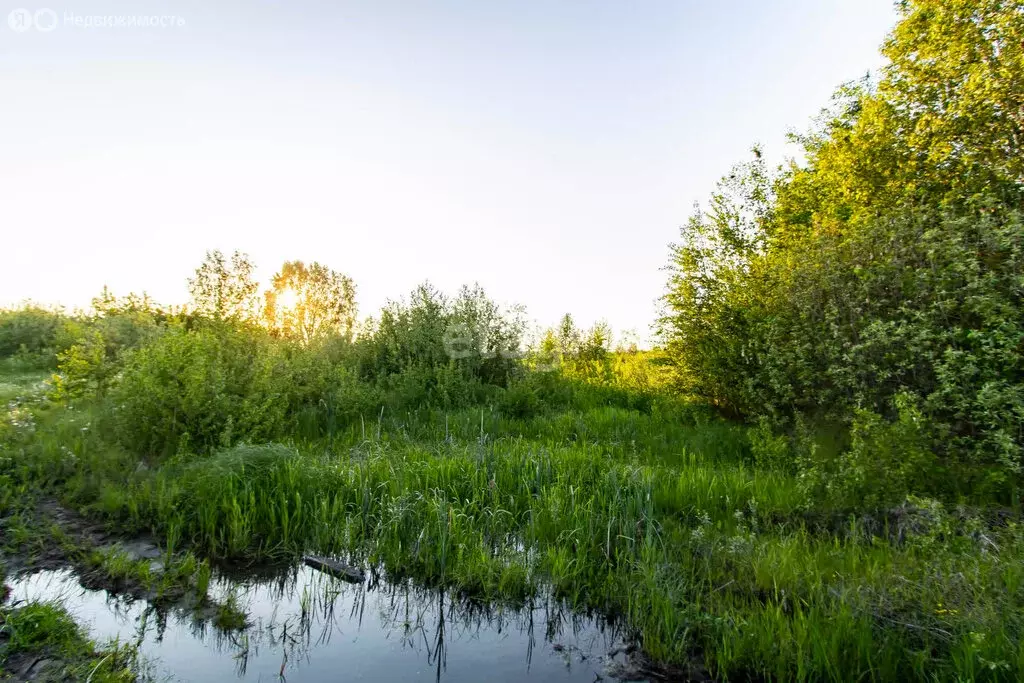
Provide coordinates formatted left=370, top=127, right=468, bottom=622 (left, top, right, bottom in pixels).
left=1, top=0, right=898, bottom=340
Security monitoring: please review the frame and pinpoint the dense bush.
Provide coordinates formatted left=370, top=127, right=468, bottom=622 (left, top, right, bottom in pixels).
left=0, top=306, right=80, bottom=368
left=796, top=394, right=940, bottom=509
left=661, top=0, right=1024, bottom=503
left=108, top=323, right=395, bottom=455
left=761, top=204, right=1021, bottom=489
left=50, top=331, right=111, bottom=401
left=109, top=325, right=296, bottom=455
left=1, top=294, right=172, bottom=380
left=105, top=299, right=530, bottom=455
left=497, top=379, right=544, bottom=419
left=358, top=283, right=525, bottom=391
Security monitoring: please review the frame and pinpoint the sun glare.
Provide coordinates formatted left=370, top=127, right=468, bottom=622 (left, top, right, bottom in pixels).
left=278, top=286, right=299, bottom=312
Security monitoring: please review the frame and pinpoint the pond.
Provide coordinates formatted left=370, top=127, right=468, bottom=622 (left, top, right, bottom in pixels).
left=6, top=564, right=646, bottom=682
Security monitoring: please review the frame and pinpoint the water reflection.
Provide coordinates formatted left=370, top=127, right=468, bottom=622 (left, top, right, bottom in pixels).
left=6, top=565, right=638, bottom=682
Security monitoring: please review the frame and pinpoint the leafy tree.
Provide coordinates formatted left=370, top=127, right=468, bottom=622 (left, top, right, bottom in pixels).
left=660, top=0, right=1024, bottom=498
left=187, top=250, right=259, bottom=322
left=357, top=282, right=524, bottom=402
left=262, top=260, right=357, bottom=343
left=0, top=305, right=69, bottom=360
left=557, top=314, right=580, bottom=357
left=658, top=150, right=775, bottom=415
left=578, top=321, right=612, bottom=362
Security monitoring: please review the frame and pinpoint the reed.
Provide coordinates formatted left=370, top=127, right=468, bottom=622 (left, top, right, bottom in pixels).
left=5, top=368, right=1024, bottom=681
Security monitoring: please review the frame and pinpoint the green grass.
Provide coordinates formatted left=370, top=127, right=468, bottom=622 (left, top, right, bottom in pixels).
left=0, top=600, right=138, bottom=681
left=81, top=546, right=213, bottom=604
left=4, top=364, right=1024, bottom=681
left=0, top=367, right=49, bottom=408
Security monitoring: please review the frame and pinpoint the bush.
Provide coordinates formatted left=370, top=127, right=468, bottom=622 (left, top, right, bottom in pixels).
left=109, top=325, right=294, bottom=456
left=747, top=417, right=790, bottom=472
left=329, top=367, right=385, bottom=423
left=798, top=394, right=938, bottom=509
left=50, top=330, right=111, bottom=401
left=358, top=282, right=525, bottom=392
left=0, top=306, right=80, bottom=368
left=498, top=381, right=542, bottom=419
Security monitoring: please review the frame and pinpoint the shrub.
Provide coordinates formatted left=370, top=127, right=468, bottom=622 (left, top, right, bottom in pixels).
left=109, top=325, right=293, bottom=456
left=358, top=282, right=525, bottom=392
left=498, top=381, right=542, bottom=419
left=0, top=306, right=80, bottom=368
left=50, top=330, right=111, bottom=401
left=798, top=394, right=938, bottom=509
left=747, top=416, right=790, bottom=471
left=329, top=367, right=385, bottom=423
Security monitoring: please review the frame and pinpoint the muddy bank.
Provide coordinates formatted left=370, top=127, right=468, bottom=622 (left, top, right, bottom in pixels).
left=2, top=498, right=152, bottom=574
left=0, top=496, right=241, bottom=633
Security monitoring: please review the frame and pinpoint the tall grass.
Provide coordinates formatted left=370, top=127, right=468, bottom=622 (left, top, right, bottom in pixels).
left=4, top=324, right=1024, bottom=681
left=8, top=395, right=1024, bottom=681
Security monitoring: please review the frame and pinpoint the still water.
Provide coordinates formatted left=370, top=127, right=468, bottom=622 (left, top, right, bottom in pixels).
left=7, top=565, right=641, bottom=682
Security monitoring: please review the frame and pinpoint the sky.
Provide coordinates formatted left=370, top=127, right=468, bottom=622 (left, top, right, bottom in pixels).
left=1, top=0, right=899, bottom=342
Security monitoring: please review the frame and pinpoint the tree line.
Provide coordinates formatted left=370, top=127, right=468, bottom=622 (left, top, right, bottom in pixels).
left=187, top=251, right=357, bottom=343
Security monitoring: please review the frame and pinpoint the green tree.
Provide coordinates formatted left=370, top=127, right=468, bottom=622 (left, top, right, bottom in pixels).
left=660, top=0, right=1024, bottom=497
left=556, top=313, right=580, bottom=357
left=187, top=250, right=259, bottom=322
left=263, top=260, right=357, bottom=343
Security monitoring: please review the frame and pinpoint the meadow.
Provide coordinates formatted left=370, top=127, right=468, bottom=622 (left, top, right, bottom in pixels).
left=1, top=294, right=1022, bottom=681
left=3, top=1, right=1024, bottom=680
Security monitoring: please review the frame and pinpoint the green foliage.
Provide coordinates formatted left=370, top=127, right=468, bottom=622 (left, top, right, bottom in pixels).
left=50, top=331, right=110, bottom=402
left=187, top=249, right=260, bottom=322
left=89, top=288, right=165, bottom=359
left=748, top=416, right=789, bottom=472
left=359, top=282, right=525, bottom=399
left=660, top=0, right=1024, bottom=501
left=0, top=306, right=81, bottom=369
left=323, top=366, right=387, bottom=425
left=798, top=394, right=938, bottom=509
left=0, top=294, right=169, bottom=381
left=109, top=325, right=295, bottom=455
left=83, top=277, right=625, bottom=457
left=497, top=379, right=542, bottom=419
left=263, top=259, right=357, bottom=342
